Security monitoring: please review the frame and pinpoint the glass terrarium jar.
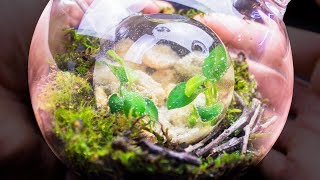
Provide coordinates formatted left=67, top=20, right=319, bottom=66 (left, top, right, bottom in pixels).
left=29, top=0, right=293, bottom=179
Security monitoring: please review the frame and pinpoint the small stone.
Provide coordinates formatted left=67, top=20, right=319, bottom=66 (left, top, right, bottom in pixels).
left=142, top=45, right=179, bottom=69
left=73, top=119, right=83, bottom=128
left=139, top=130, right=158, bottom=144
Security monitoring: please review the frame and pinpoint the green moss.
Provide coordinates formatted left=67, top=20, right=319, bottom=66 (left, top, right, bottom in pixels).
left=177, top=9, right=204, bottom=18
left=233, top=58, right=257, bottom=106
left=213, top=151, right=243, bottom=168
left=54, top=28, right=100, bottom=76
left=225, top=58, right=258, bottom=124
left=39, top=71, right=94, bottom=111
left=40, top=54, right=259, bottom=178
left=54, top=106, right=113, bottom=166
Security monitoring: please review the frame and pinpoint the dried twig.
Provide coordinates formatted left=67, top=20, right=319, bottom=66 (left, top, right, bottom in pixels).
left=234, top=91, right=247, bottom=108
left=253, top=108, right=264, bottom=129
left=141, top=139, right=201, bottom=165
left=185, top=93, right=247, bottom=153
left=261, top=116, right=278, bottom=129
left=184, top=124, right=223, bottom=153
left=196, top=100, right=260, bottom=157
left=241, top=99, right=262, bottom=155
left=256, top=115, right=278, bottom=132
left=210, top=137, right=244, bottom=156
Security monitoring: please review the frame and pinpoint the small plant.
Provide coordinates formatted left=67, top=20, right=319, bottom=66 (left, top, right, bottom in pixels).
left=105, top=50, right=158, bottom=121
left=167, top=45, right=230, bottom=125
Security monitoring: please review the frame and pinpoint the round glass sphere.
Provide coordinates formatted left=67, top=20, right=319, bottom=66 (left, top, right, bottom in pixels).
left=29, top=0, right=293, bottom=179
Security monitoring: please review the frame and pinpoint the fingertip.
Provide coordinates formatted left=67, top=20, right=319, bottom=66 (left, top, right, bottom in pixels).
left=143, top=0, right=174, bottom=14
left=194, top=13, right=235, bottom=45
left=143, top=2, right=161, bottom=14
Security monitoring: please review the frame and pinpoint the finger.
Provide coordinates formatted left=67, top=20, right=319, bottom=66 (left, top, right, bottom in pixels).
left=310, top=59, right=320, bottom=94
left=29, top=1, right=53, bottom=97
left=247, top=60, right=292, bottom=113
left=51, top=0, right=86, bottom=28
left=143, top=0, right=174, bottom=14
left=194, top=13, right=284, bottom=56
left=296, top=99, right=320, bottom=135
left=0, top=0, right=48, bottom=95
left=194, top=12, right=290, bottom=77
left=260, top=149, right=289, bottom=180
left=0, top=88, right=63, bottom=179
left=273, top=120, right=297, bottom=154
left=287, top=27, right=320, bottom=80
left=291, top=76, right=320, bottom=133
left=291, top=76, right=310, bottom=115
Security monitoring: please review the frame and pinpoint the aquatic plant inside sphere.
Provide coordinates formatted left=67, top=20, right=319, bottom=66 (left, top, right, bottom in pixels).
left=29, top=0, right=293, bottom=179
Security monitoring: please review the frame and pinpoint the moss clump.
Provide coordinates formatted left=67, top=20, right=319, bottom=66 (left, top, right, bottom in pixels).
left=39, top=71, right=94, bottom=111
left=53, top=106, right=113, bottom=167
left=39, top=62, right=258, bottom=179
left=225, top=58, right=258, bottom=124
left=54, top=28, right=100, bottom=76
left=39, top=29, right=260, bottom=179
left=233, top=57, right=257, bottom=106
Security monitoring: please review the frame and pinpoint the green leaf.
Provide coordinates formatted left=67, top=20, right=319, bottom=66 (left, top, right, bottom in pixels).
left=196, top=102, right=224, bottom=122
left=107, top=50, right=125, bottom=66
left=185, top=75, right=207, bottom=97
left=145, top=98, right=158, bottom=120
left=202, top=44, right=229, bottom=82
left=167, top=82, right=202, bottom=110
left=108, top=94, right=123, bottom=113
left=108, top=64, right=128, bottom=83
left=123, top=91, right=146, bottom=118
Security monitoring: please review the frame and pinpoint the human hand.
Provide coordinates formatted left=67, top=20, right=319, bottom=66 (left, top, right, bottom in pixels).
left=193, top=5, right=320, bottom=180
left=0, top=0, right=83, bottom=179
left=22, top=0, right=311, bottom=179
left=260, top=28, right=320, bottom=180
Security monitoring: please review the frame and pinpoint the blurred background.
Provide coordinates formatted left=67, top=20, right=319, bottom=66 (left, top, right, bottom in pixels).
left=284, top=0, right=320, bottom=33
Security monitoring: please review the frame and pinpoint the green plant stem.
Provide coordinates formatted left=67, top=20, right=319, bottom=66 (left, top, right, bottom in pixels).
left=204, top=80, right=216, bottom=106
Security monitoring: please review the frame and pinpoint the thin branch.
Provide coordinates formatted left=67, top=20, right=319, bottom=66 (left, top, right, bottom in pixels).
left=124, top=115, right=146, bottom=137
left=251, top=99, right=263, bottom=129
left=261, top=116, right=278, bottom=130
left=196, top=100, right=260, bottom=157
left=234, top=91, right=247, bottom=108
left=252, top=115, right=278, bottom=133
left=141, top=139, right=201, bottom=165
left=185, top=93, right=247, bottom=153
left=241, top=99, right=262, bottom=155
left=184, top=124, right=223, bottom=153
left=252, top=107, right=265, bottom=132
left=210, top=137, right=244, bottom=156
